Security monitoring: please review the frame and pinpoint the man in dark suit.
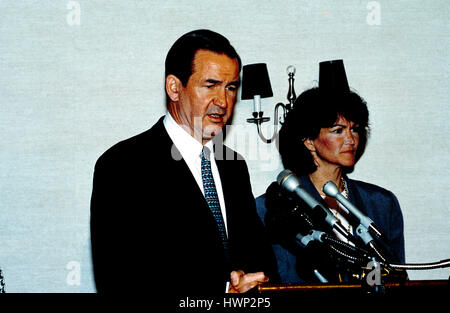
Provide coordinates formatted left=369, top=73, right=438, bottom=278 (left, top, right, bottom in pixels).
left=90, top=29, right=278, bottom=295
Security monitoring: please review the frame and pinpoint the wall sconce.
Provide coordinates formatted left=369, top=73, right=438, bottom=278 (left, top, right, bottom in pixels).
left=241, top=63, right=297, bottom=143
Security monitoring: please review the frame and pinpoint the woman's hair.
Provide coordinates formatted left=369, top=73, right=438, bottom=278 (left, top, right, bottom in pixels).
left=278, top=87, right=370, bottom=176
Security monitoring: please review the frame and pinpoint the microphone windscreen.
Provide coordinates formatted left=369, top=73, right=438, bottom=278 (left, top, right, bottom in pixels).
left=276, top=169, right=292, bottom=186
left=323, top=181, right=340, bottom=198
left=265, top=182, right=315, bottom=241
left=277, top=169, right=300, bottom=193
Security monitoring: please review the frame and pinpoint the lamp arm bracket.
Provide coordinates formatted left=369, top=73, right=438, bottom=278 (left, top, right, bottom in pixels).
left=254, top=103, right=287, bottom=143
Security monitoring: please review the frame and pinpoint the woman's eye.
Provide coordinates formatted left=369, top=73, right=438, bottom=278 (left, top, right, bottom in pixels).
left=332, top=128, right=343, bottom=134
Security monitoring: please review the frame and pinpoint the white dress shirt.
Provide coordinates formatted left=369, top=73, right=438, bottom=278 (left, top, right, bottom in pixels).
left=163, top=112, right=228, bottom=234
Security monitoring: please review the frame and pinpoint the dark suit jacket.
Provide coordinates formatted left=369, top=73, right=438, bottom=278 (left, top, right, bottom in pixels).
left=256, top=174, right=405, bottom=283
left=90, top=117, right=278, bottom=294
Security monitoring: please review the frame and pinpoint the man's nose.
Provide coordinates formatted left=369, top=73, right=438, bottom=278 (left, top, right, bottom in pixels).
left=214, top=88, right=228, bottom=108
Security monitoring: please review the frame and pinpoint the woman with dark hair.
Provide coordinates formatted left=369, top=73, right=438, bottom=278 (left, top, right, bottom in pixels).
left=278, top=87, right=370, bottom=177
left=256, top=60, right=405, bottom=283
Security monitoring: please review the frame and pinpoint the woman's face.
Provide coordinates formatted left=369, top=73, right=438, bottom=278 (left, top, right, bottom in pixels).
left=306, top=116, right=360, bottom=169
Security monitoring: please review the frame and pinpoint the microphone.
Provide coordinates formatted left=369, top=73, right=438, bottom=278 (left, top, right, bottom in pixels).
left=322, top=181, right=384, bottom=240
left=264, top=181, right=317, bottom=244
left=322, top=181, right=390, bottom=262
left=277, top=169, right=353, bottom=242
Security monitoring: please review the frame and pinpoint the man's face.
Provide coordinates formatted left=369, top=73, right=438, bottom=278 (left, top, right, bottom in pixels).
left=168, top=49, right=240, bottom=145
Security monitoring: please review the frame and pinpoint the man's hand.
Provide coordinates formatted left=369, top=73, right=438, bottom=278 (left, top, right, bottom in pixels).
left=228, top=270, right=269, bottom=293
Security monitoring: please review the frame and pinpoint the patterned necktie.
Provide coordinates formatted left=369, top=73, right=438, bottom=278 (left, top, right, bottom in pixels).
left=200, top=146, right=230, bottom=256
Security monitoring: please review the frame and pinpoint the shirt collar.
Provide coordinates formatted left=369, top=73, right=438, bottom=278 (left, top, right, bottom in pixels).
left=163, top=112, right=215, bottom=162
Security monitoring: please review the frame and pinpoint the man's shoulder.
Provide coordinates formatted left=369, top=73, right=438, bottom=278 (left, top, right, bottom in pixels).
left=95, top=117, right=167, bottom=167
left=214, top=144, right=246, bottom=163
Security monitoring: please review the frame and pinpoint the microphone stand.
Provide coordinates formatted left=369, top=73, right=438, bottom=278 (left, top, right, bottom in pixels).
left=355, top=225, right=388, bottom=263
left=297, top=230, right=371, bottom=263
left=296, top=229, right=375, bottom=278
left=277, top=170, right=358, bottom=247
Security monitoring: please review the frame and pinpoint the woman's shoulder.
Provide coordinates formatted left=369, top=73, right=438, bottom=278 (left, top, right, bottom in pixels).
left=347, top=177, right=398, bottom=203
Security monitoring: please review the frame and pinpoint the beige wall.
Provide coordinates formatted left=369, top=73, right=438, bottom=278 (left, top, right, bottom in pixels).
left=0, top=1, right=448, bottom=291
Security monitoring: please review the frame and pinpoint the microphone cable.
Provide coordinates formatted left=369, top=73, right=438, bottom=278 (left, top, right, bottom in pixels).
left=386, top=259, right=450, bottom=270
left=312, top=232, right=371, bottom=264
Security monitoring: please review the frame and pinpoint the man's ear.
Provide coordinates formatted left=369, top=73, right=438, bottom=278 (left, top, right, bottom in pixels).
left=165, top=74, right=183, bottom=102
left=303, top=138, right=316, bottom=152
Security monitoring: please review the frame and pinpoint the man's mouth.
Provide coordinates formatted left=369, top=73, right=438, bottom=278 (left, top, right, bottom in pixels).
left=207, top=113, right=225, bottom=121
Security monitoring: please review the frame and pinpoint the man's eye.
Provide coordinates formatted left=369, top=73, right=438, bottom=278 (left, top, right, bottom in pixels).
left=227, top=85, right=237, bottom=91
left=332, top=128, right=343, bottom=134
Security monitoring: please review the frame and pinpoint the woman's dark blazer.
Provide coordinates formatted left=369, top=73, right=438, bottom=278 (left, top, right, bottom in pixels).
left=256, top=174, right=405, bottom=283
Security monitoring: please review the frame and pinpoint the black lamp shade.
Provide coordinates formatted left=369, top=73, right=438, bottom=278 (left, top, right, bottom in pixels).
left=241, top=63, right=273, bottom=100
left=319, top=59, right=350, bottom=95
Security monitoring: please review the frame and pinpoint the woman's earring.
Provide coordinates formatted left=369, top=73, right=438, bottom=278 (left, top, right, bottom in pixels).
left=313, top=155, right=320, bottom=167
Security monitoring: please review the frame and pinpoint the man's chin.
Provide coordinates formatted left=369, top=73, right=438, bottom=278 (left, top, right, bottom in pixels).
left=202, top=127, right=224, bottom=144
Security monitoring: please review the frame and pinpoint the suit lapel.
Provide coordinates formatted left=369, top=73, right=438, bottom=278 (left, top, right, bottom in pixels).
left=344, top=177, right=367, bottom=213
left=300, top=175, right=325, bottom=205
left=154, top=117, right=211, bottom=210
left=299, top=175, right=362, bottom=234
left=214, top=145, right=241, bottom=232
left=344, top=177, right=368, bottom=229
left=157, top=119, right=230, bottom=250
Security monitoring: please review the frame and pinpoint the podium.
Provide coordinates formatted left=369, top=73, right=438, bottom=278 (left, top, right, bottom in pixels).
left=258, top=280, right=449, bottom=296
